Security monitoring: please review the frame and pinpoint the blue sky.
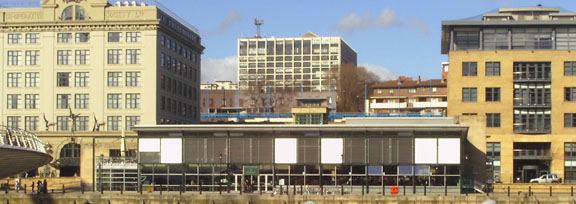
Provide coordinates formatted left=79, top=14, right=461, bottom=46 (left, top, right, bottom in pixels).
left=159, top=0, right=575, bottom=83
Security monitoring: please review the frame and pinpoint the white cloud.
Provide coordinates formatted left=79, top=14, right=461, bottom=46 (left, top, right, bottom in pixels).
left=359, top=63, right=396, bottom=81
left=332, top=8, right=429, bottom=38
left=201, top=56, right=237, bottom=83
left=206, top=10, right=242, bottom=36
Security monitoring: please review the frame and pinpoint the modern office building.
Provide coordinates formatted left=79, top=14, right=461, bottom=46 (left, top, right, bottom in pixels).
left=0, top=0, right=203, bottom=189
left=442, top=6, right=576, bottom=184
left=369, top=77, right=447, bottom=115
left=237, top=32, right=357, bottom=92
left=133, top=118, right=469, bottom=193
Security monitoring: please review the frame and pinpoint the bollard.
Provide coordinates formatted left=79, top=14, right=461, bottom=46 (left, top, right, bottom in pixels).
left=24, top=184, right=26, bottom=194
left=341, top=184, right=344, bottom=195
left=81, top=184, right=84, bottom=194
left=529, top=186, right=532, bottom=196
left=486, top=189, right=489, bottom=196
left=382, top=181, right=385, bottom=195
left=219, top=182, right=222, bottom=195
left=259, top=184, right=262, bottom=195
left=121, top=187, right=123, bottom=195
left=300, top=185, right=303, bottom=195
left=321, top=186, right=324, bottom=195
left=507, top=186, right=510, bottom=197
left=293, top=185, right=296, bottom=195
left=362, top=183, right=365, bottom=195
left=572, top=186, right=574, bottom=197
left=140, top=188, right=142, bottom=195
left=444, top=183, right=447, bottom=196
left=199, top=182, right=202, bottom=195
left=160, top=184, right=163, bottom=195
left=424, top=184, right=427, bottom=196
left=227, top=183, right=230, bottom=194
left=63, top=184, right=65, bottom=194
left=550, top=186, right=553, bottom=197
left=279, top=186, right=282, bottom=195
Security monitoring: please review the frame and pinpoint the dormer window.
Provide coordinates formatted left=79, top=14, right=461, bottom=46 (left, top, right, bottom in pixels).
left=61, top=5, right=87, bottom=21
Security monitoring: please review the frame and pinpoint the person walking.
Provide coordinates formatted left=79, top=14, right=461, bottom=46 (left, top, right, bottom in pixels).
left=31, top=181, right=35, bottom=194
left=43, top=179, right=47, bottom=194
left=36, top=180, right=42, bottom=194
left=15, top=178, right=21, bottom=193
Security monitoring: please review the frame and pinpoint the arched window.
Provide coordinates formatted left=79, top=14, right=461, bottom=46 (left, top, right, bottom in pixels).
left=61, top=5, right=87, bottom=21
left=61, top=6, right=73, bottom=20
left=60, top=143, right=80, bottom=158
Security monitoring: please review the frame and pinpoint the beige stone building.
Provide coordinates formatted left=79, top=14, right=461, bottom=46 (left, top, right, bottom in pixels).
left=0, top=0, right=203, bottom=189
left=442, top=7, right=576, bottom=184
left=238, top=32, right=357, bottom=92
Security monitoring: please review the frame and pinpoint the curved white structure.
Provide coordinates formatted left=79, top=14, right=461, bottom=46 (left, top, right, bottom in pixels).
left=0, top=126, right=52, bottom=178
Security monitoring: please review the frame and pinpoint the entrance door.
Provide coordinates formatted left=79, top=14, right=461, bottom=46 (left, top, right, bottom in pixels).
left=258, top=174, right=273, bottom=192
left=522, top=165, right=539, bottom=183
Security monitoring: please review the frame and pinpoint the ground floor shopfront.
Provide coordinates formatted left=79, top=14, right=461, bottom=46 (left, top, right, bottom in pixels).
left=132, top=120, right=469, bottom=193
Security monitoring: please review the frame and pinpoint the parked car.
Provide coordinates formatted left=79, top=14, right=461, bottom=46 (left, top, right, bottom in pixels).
left=529, top=174, right=561, bottom=183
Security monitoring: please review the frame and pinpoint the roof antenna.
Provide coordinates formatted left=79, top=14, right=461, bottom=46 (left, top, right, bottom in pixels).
left=254, top=18, right=264, bottom=38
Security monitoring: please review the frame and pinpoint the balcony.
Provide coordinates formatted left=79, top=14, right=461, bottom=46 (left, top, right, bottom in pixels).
left=370, top=102, right=407, bottom=109
left=513, top=149, right=551, bottom=160
left=513, top=127, right=551, bottom=134
left=412, top=101, right=448, bottom=108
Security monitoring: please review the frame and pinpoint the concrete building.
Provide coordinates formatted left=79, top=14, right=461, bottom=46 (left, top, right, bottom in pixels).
left=237, top=32, right=357, bottom=92
left=133, top=118, right=469, bottom=193
left=369, top=77, right=447, bottom=115
left=0, top=0, right=203, bottom=189
left=442, top=6, right=576, bottom=184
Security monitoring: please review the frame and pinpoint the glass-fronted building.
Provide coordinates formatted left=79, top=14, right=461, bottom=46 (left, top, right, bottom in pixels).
left=133, top=118, right=469, bottom=193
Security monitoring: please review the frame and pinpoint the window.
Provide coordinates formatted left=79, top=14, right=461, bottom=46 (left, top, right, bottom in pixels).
left=557, top=28, right=576, bottom=50
left=25, top=33, right=40, bottom=44
left=57, top=116, right=69, bottom=131
left=75, top=50, right=90, bottom=64
left=432, top=87, right=438, bottom=93
left=511, top=28, right=552, bottom=50
left=126, top=49, right=141, bottom=64
left=57, top=33, right=72, bottom=43
left=126, top=32, right=141, bottom=42
left=7, top=116, right=21, bottom=129
left=107, top=72, right=122, bottom=87
left=25, top=94, right=39, bottom=109
left=514, top=83, right=551, bottom=106
left=61, top=5, right=86, bottom=21
left=107, top=116, right=122, bottom=131
left=486, top=87, right=501, bottom=102
left=126, top=116, right=140, bottom=130
left=7, top=51, right=22, bottom=66
left=75, top=94, right=89, bottom=109
left=57, top=94, right=71, bottom=109
left=75, top=72, right=89, bottom=87
left=57, top=50, right=72, bottom=65
left=25, top=116, right=39, bottom=131
left=409, top=88, right=416, bottom=93
left=77, top=116, right=89, bottom=131
left=567, top=87, right=576, bottom=102
left=107, top=94, right=122, bottom=109
left=295, top=114, right=323, bottom=124
left=25, top=50, right=40, bottom=65
left=483, top=28, right=508, bottom=50
left=7, top=94, right=21, bottom=109
left=7, top=73, right=21, bottom=87
left=566, top=62, right=576, bottom=76
left=462, top=88, right=477, bottom=102
left=462, top=62, right=477, bottom=76
left=126, top=72, right=140, bottom=87
left=125, top=93, right=140, bottom=109
left=486, top=62, right=500, bottom=76
left=513, top=62, right=551, bottom=80
left=513, top=109, right=551, bottom=133
left=486, top=113, right=501, bottom=127
left=454, top=30, right=480, bottom=50
left=7, top=33, right=22, bottom=44
left=377, top=89, right=382, bottom=94
left=75, top=33, right=89, bottom=43
left=566, top=114, right=576, bottom=128
left=57, top=72, right=70, bottom=87
left=107, top=49, right=122, bottom=64
left=25, top=72, right=39, bottom=87
left=108, top=32, right=122, bottom=42
left=486, top=142, right=501, bottom=183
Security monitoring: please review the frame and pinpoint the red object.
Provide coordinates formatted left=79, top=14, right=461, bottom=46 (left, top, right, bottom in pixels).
left=391, top=186, right=399, bottom=194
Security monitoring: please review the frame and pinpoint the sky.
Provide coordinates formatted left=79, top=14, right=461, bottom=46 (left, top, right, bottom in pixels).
left=157, top=0, right=576, bottom=83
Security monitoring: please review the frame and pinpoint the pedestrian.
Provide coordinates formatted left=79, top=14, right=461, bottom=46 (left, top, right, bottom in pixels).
left=4, top=180, right=9, bottom=193
left=15, top=178, right=21, bottom=193
left=36, top=180, right=42, bottom=194
left=31, top=181, right=35, bottom=194
left=43, top=179, right=47, bottom=194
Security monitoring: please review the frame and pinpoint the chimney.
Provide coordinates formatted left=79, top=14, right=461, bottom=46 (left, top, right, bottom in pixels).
left=418, top=76, right=421, bottom=84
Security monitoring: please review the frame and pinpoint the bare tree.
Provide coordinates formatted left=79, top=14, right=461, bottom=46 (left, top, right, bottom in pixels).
left=336, top=64, right=380, bottom=112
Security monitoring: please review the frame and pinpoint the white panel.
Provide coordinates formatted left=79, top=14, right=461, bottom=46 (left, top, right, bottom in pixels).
left=139, top=138, right=160, bottom=152
left=321, top=138, right=343, bottom=164
left=275, top=138, right=297, bottom=164
left=415, top=138, right=438, bottom=164
left=438, top=138, right=460, bottom=164
left=161, top=138, right=182, bottom=164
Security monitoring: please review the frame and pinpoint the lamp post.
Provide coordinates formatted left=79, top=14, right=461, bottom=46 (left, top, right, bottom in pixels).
left=397, top=80, right=402, bottom=115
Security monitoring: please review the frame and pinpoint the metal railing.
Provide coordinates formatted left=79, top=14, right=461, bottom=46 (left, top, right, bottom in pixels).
left=0, top=126, right=47, bottom=154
